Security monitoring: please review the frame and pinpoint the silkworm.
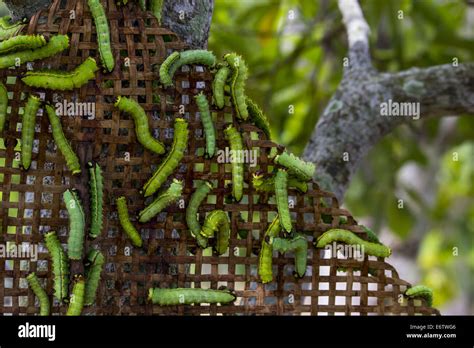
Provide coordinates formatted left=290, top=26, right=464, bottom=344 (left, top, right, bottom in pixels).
left=116, top=196, right=143, bottom=247
left=212, top=65, right=230, bottom=109
left=258, top=216, right=282, bottom=283
left=166, top=50, right=216, bottom=85
left=148, top=288, right=235, bottom=306
left=405, top=285, right=433, bottom=307
left=186, top=181, right=212, bottom=249
left=274, top=151, right=315, bottom=182
left=0, top=34, right=69, bottom=69
left=115, top=96, right=165, bottom=155
left=0, top=82, right=8, bottom=132
left=66, top=275, right=85, bottom=316
left=252, top=172, right=308, bottom=194
left=45, top=105, right=81, bottom=175
left=84, top=249, right=105, bottom=306
left=142, top=117, right=188, bottom=197
left=224, top=53, right=248, bottom=120
left=88, top=0, right=115, bottom=72
left=88, top=162, right=104, bottom=238
left=0, top=35, right=45, bottom=55
left=159, top=51, right=180, bottom=87
left=64, top=189, right=86, bottom=260
left=270, top=234, right=307, bottom=278
left=26, top=272, right=50, bottom=316
left=246, top=97, right=271, bottom=139
left=195, top=92, right=216, bottom=158
left=44, top=231, right=69, bottom=302
left=138, top=179, right=183, bottom=223
left=314, top=228, right=392, bottom=258
left=275, top=169, right=292, bottom=233
left=21, top=94, right=40, bottom=170
left=0, top=16, right=25, bottom=41
left=224, top=124, right=244, bottom=202
left=200, top=210, right=230, bottom=255
left=22, top=57, right=98, bottom=91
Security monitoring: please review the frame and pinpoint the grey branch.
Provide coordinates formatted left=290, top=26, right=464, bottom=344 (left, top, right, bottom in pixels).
left=302, top=0, right=474, bottom=202
left=3, top=0, right=51, bottom=21
left=161, top=0, right=214, bottom=49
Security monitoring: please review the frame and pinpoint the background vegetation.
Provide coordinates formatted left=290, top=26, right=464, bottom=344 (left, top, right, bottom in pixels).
left=209, top=0, right=473, bottom=314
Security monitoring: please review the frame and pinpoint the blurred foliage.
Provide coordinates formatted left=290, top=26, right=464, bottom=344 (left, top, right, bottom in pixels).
left=210, top=0, right=474, bottom=312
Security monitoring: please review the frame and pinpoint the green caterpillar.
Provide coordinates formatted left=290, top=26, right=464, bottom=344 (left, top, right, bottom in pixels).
left=275, top=169, right=292, bottom=233
left=148, top=288, right=235, bottom=306
left=246, top=97, right=271, bottom=139
left=201, top=210, right=230, bottom=255
left=0, top=35, right=45, bottom=54
left=224, top=124, right=244, bottom=202
left=159, top=51, right=180, bottom=87
left=405, top=285, right=433, bottom=307
left=138, top=179, right=183, bottom=223
left=45, top=105, right=81, bottom=175
left=88, top=162, right=104, bottom=238
left=64, top=189, right=86, bottom=260
left=195, top=92, right=216, bottom=158
left=0, top=34, right=69, bottom=69
left=26, top=273, right=50, bottom=316
left=66, top=275, right=85, bottom=316
left=21, top=94, right=41, bottom=170
left=142, top=118, right=188, bottom=197
left=0, top=16, right=25, bottom=41
left=252, top=172, right=308, bottom=194
left=115, top=96, right=165, bottom=155
left=22, top=57, right=98, bottom=91
left=166, top=50, right=216, bottom=85
left=270, top=234, right=308, bottom=278
left=212, top=65, right=230, bottom=109
left=314, top=229, right=392, bottom=258
left=185, top=181, right=212, bottom=249
left=117, top=196, right=143, bottom=247
left=258, top=216, right=282, bottom=283
left=224, top=53, right=248, bottom=120
left=88, top=0, right=115, bottom=72
left=44, top=231, right=69, bottom=302
left=84, top=249, right=105, bottom=306
left=0, top=81, right=8, bottom=132
left=274, top=151, right=315, bottom=182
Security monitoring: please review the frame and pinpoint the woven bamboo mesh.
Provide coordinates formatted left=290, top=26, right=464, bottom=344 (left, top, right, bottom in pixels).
left=0, top=0, right=439, bottom=316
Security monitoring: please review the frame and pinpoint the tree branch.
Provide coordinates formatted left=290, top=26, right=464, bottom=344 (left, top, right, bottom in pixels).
left=161, top=0, right=214, bottom=49
left=303, top=0, right=474, bottom=202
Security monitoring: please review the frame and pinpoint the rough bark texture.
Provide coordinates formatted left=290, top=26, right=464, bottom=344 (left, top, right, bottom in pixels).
left=3, top=0, right=51, bottom=21
left=161, top=0, right=214, bottom=49
left=303, top=0, right=474, bottom=202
